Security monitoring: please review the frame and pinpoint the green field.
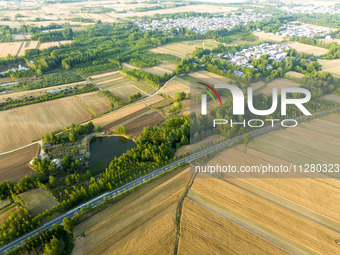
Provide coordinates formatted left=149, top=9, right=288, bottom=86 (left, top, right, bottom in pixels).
left=0, top=200, right=10, bottom=210
left=19, top=188, right=59, bottom=217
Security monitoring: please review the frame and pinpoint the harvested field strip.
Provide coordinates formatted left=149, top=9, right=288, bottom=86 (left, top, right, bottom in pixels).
left=96, top=78, right=136, bottom=90
left=0, top=143, right=39, bottom=182
left=0, top=96, right=92, bottom=152
left=222, top=178, right=340, bottom=234
left=190, top=71, right=233, bottom=85
left=101, top=107, right=149, bottom=130
left=286, top=42, right=328, bottom=56
left=178, top=198, right=289, bottom=255
left=321, top=112, right=340, bottom=124
left=134, top=82, right=156, bottom=95
left=250, top=127, right=340, bottom=165
left=95, top=76, right=125, bottom=85
left=187, top=189, right=318, bottom=255
left=90, top=71, right=120, bottom=80
left=112, top=84, right=149, bottom=97
left=76, top=92, right=111, bottom=116
left=299, top=119, right=340, bottom=138
left=214, top=144, right=340, bottom=221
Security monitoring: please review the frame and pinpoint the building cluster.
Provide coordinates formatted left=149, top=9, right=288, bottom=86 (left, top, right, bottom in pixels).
left=280, top=24, right=331, bottom=38
left=135, top=13, right=272, bottom=34
left=221, top=43, right=290, bottom=72
left=0, top=64, right=28, bottom=76
left=280, top=5, right=340, bottom=14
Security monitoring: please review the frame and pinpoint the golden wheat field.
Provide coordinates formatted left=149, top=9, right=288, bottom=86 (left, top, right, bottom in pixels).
left=143, top=63, right=176, bottom=76
left=156, top=77, right=190, bottom=99
left=286, top=42, right=328, bottom=56
left=72, top=167, right=190, bottom=255
left=75, top=92, right=111, bottom=116
left=318, top=59, right=340, bottom=77
left=253, top=31, right=284, bottom=42
left=181, top=114, right=340, bottom=254
left=190, top=70, right=235, bottom=86
left=178, top=198, right=290, bottom=255
left=0, top=96, right=92, bottom=152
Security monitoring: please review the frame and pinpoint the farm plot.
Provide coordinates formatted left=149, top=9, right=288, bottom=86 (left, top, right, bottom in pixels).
left=110, top=85, right=148, bottom=101
left=0, top=42, right=23, bottom=57
left=76, top=92, right=111, bottom=115
left=150, top=42, right=202, bottom=58
left=0, top=204, right=19, bottom=225
left=261, top=78, right=300, bottom=95
left=90, top=71, right=121, bottom=82
left=156, top=77, right=189, bottom=99
left=0, top=96, right=92, bottom=152
left=253, top=31, right=284, bottom=42
left=143, top=63, right=176, bottom=76
left=17, top=41, right=39, bottom=56
left=92, top=101, right=147, bottom=130
left=190, top=70, right=235, bottom=86
left=250, top=80, right=266, bottom=91
left=125, top=111, right=165, bottom=138
left=286, top=42, right=328, bottom=56
left=318, top=59, right=340, bottom=77
left=0, top=143, right=39, bottom=182
left=187, top=177, right=340, bottom=255
left=250, top=121, right=340, bottom=165
left=286, top=71, right=304, bottom=78
left=178, top=198, right=289, bottom=255
left=72, top=167, right=190, bottom=255
left=19, top=188, right=59, bottom=217
left=95, top=77, right=134, bottom=90
left=321, top=94, right=340, bottom=104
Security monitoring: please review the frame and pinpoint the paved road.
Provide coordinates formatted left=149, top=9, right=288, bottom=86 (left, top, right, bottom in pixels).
left=0, top=107, right=339, bottom=254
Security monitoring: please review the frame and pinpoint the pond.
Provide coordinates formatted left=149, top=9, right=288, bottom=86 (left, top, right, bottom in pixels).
left=88, top=136, right=136, bottom=174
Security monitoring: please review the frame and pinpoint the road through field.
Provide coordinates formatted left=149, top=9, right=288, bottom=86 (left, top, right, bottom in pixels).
left=0, top=107, right=339, bottom=254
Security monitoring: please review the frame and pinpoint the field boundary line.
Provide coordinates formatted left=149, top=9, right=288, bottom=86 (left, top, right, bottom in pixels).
left=0, top=142, right=40, bottom=157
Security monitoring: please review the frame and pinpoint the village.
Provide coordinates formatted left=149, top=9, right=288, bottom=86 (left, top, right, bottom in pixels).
left=280, top=5, right=340, bottom=14
left=135, top=13, right=272, bottom=34
left=279, top=24, right=331, bottom=38
left=220, top=43, right=290, bottom=72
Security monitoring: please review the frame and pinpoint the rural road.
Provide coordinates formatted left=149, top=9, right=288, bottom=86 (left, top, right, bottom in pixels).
left=0, top=107, right=339, bottom=254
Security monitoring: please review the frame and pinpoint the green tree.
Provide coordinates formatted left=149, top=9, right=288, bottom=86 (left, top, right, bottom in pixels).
left=62, top=217, right=74, bottom=234
left=43, top=236, right=62, bottom=255
left=242, top=133, right=250, bottom=153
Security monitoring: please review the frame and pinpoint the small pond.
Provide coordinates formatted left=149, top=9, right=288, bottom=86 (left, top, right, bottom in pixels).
left=88, top=136, right=136, bottom=173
